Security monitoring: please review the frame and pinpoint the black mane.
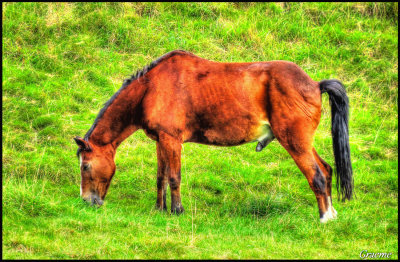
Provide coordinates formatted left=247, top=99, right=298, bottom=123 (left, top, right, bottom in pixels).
left=83, top=50, right=193, bottom=141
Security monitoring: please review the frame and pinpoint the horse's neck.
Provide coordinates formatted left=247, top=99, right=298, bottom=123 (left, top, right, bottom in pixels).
left=87, top=80, right=145, bottom=148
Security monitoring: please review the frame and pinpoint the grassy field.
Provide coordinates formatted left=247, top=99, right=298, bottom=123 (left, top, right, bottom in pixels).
left=2, top=2, right=398, bottom=259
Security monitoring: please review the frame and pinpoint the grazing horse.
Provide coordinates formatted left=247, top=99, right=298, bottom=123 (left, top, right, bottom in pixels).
left=74, top=50, right=353, bottom=223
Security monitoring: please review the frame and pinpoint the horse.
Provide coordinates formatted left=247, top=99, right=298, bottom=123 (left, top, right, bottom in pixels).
left=74, top=50, right=353, bottom=223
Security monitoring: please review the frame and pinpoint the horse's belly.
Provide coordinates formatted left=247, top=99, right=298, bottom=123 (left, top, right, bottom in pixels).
left=187, top=117, right=273, bottom=147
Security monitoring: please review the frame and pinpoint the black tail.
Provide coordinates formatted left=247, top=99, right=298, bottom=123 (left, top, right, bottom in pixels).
left=320, top=79, right=354, bottom=201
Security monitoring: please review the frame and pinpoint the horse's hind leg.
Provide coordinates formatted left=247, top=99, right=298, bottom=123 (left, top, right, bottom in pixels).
left=313, top=148, right=337, bottom=219
left=156, top=131, right=185, bottom=214
left=269, top=115, right=335, bottom=222
left=287, top=150, right=333, bottom=222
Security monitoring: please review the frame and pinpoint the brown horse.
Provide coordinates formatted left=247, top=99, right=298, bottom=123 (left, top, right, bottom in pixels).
left=74, top=50, right=353, bottom=223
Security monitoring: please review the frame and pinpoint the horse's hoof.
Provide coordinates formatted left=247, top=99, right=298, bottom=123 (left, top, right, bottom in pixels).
left=171, top=205, right=185, bottom=215
left=320, top=207, right=337, bottom=223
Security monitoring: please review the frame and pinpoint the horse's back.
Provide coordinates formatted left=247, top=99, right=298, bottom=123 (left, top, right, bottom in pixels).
left=141, top=51, right=320, bottom=146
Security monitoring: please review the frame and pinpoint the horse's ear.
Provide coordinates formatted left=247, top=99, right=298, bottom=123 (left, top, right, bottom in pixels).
left=74, top=136, right=89, bottom=149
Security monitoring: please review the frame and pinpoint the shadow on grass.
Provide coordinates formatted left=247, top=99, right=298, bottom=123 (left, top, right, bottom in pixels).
left=217, top=197, right=294, bottom=218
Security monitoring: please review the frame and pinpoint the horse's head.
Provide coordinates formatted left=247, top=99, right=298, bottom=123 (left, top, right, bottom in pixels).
left=74, top=136, right=116, bottom=206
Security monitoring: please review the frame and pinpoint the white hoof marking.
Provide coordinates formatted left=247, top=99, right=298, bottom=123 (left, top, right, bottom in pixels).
left=320, top=196, right=338, bottom=223
left=320, top=208, right=334, bottom=223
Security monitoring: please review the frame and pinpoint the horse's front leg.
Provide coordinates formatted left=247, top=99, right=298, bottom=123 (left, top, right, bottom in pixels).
left=156, top=131, right=184, bottom=214
left=156, top=144, right=168, bottom=211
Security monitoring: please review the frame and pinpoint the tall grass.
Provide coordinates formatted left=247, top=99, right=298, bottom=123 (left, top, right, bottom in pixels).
left=2, top=2, right=398, bottom=259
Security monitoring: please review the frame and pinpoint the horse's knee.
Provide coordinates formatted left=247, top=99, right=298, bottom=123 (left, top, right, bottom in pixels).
left=168, top=172, right=181, bottom=190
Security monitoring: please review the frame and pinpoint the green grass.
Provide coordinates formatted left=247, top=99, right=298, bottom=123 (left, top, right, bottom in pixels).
left=2, top=2, right=398, bottom=259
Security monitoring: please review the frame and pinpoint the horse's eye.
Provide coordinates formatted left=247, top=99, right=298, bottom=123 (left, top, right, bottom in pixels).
left=83, top=164, right=90, bottom=171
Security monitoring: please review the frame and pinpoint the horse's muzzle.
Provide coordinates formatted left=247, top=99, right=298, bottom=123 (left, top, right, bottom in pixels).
left=82, top=193, right=104, bottom=206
